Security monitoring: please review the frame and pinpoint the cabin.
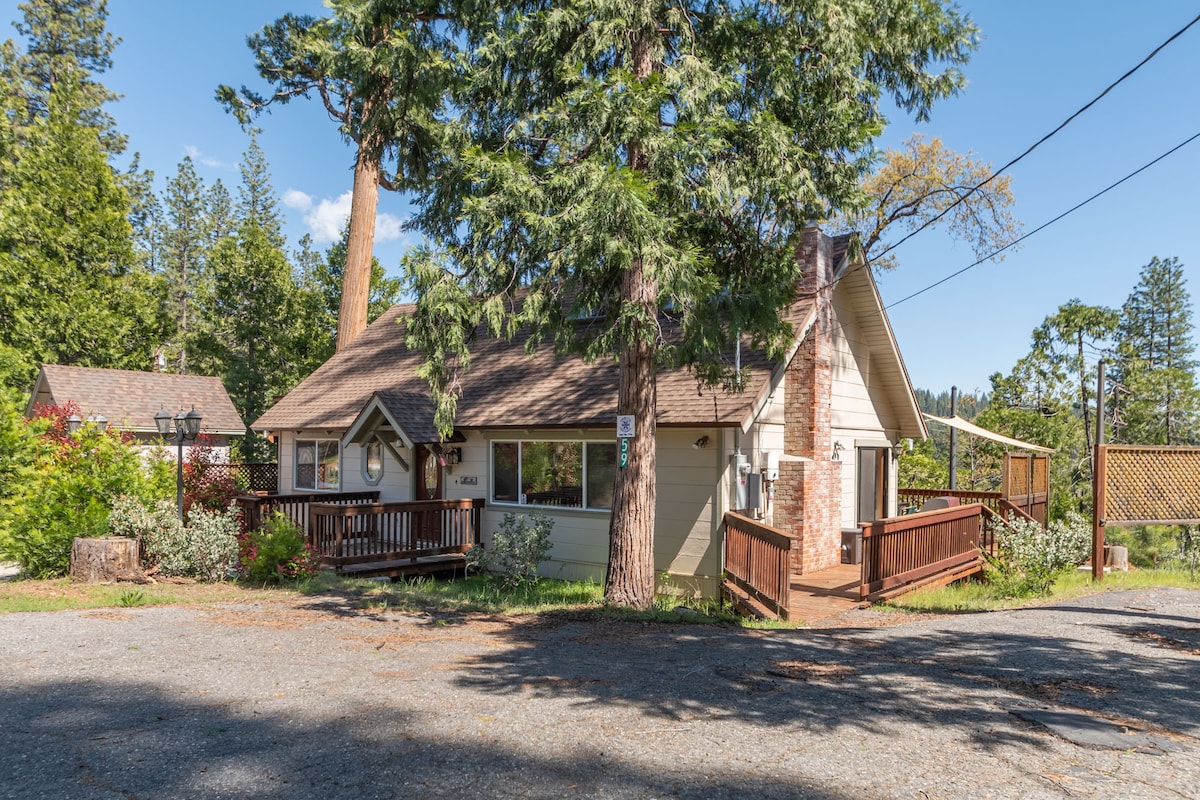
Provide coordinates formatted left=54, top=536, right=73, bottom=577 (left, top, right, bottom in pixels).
left=251, top=226, right=927, bottom=598
left=26, top=364, right=246, bottom=458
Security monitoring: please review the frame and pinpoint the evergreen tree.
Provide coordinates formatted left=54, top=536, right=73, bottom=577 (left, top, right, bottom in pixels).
left=218, top=0, right=454, bottom=352
left=1029, top=300, right=1117, bottom=454
left=205, top=179, right=235, bottom=244
left=4, top=0, right=124, bottom=154
left=408, top=0, right=977, bottom=608
left=1114, top=257, right=1199, bottom=445
left=161, top=156, right=210, bottom=374
left=198, top=221, right=295, bottom=461
left=122, top=153, right=161, bottom=272
left=235, top=129, right=285, bottom=249
left=0, top=78, right=159, bottom=388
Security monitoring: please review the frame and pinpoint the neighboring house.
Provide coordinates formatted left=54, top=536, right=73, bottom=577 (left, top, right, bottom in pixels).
left=26, top=365, right=246, bottom=458
left=253, top=226, right=926, bottom=595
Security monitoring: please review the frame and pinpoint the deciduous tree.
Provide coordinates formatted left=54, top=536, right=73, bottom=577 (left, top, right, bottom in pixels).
left=833, top=134, right=1021, bottom=270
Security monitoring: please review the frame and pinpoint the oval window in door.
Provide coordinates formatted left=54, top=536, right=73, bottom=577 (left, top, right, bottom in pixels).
left=423, top=450, right=440, bottom=498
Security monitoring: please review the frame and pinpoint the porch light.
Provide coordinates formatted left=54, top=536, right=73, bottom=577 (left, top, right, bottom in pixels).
left=154, top=405, right=203, bottom=521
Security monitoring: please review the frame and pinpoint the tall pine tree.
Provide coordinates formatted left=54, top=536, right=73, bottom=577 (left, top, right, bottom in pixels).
left=1114, top=257, right=1199, bottom=445
left=407, top=0, right=977, bottom=607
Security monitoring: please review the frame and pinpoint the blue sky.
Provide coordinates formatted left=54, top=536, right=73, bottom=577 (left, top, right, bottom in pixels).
left=4, top=1, right=1199, bottom=396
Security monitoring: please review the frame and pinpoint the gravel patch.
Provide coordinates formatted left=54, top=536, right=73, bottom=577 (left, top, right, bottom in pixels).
left=1, top=588, right=1197, bottom=799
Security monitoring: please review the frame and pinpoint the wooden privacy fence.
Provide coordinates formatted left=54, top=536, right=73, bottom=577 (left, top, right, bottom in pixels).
left=1002, top=453, right=1049, bottom=524
left=237, top=491, right=380, bottom=533
left=860, top=504, right=992, bottom=600
left=309, top=499, right=485, bottom=573
left=723, top=511, right=795, bottom=620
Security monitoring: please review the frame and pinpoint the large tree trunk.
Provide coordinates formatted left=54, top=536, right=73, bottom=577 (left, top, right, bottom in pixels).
left=604, top=31, right=659, bottom=610
left=336, top=140, right=381, bottom=352
left=604, top=259, right=658, bottom=609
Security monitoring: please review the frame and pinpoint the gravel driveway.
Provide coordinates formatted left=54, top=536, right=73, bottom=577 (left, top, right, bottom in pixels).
left=1, top=588, right=1198, bottom=799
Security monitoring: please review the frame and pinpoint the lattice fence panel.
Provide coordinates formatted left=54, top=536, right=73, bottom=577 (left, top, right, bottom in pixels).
left=1002, top=454, right=1048, bottom=498
left=1102, top=446, right=1200, bottom=525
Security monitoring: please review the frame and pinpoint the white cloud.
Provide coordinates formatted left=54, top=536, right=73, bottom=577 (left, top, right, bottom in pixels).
left=304, top=191, right=353, bottom=242
left=183, top=145, right=229, bottom=170
left=295, top=190, right=407, bottom=244
left=282, top=189, right=313, bottom=211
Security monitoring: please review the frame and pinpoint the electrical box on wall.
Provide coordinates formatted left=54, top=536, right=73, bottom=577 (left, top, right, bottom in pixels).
left=732, top=453, right=751, bottom=509
left=745, top=473, right=763, bottom=511
left=764, top=450, right=781, bottom=481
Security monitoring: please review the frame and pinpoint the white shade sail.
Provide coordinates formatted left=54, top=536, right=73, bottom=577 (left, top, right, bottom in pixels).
left=922, top=414, right=1057, bottom=454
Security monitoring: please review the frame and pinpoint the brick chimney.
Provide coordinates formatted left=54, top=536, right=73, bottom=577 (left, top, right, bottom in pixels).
left=774, top=224, right=843, bottom=574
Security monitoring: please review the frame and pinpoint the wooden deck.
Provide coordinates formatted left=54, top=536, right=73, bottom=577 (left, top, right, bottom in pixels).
left=785, top=562, right=869, bottom=624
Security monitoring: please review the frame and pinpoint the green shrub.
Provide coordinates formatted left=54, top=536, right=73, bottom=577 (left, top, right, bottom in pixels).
left=184, top=505, right=242, bottom=582
left=985, top=512, right=1091, bottom=597
left=239, top=512, right=319, bottom=584
left=0, top=399, right=171, bottom=578
left=467, top=511, right=554, bottom=588
left=110, top=496, right=239, bottom=582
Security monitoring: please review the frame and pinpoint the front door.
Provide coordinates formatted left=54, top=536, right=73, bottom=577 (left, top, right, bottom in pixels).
left=414, top=444, right=443, bottom=501
left=414, top=445, right=443, bottom=548
left=856, top=446, right=889, bottom=523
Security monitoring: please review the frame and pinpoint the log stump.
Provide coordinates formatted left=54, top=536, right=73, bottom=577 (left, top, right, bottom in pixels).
left=1104, top=545, right=1130, bottom=572
left=70, top=537, right=144, bottom=583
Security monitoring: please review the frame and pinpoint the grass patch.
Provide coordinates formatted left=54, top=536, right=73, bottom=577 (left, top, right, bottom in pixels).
left=296, top=571, right=607, bottom=615
left=884, top=567, right=1200, bottom=615
left=0, top=577, right=286, bottom=613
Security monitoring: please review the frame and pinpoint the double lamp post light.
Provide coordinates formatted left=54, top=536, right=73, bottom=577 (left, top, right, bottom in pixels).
left=155, top=406, right=202, bottom=521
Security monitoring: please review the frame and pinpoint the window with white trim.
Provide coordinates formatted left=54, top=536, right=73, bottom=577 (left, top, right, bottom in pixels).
left=295, top=439, right=340, bottom=491
left=492, top=440, right=616, bottom=510
left=362, top=439, right=384, bottom=485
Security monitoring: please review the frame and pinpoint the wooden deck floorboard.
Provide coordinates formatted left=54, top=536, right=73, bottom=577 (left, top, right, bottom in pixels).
left=785, top=562, right=867, bottom=624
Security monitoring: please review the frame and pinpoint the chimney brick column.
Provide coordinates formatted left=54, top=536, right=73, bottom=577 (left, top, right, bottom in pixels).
left=778, top=226, right=843, bottom=575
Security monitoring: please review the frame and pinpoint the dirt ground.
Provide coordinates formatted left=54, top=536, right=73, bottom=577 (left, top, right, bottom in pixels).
left=1, top=583, right=1198, bottom=798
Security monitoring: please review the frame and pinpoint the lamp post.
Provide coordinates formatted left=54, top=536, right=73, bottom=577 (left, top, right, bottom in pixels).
left=156, top=405, right=202, bottom=521
left=66, top=414, right=107, bottom=435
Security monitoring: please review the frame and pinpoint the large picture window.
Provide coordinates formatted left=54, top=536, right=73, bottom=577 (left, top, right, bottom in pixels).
left=492, top=440, right=616, bottom=510
left=296, top=439, right=340, bottom=491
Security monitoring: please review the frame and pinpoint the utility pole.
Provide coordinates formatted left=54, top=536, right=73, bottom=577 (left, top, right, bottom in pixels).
left=1092, top=360, right=1106, bottom=582
left=948, top=386, right=958, bottom=490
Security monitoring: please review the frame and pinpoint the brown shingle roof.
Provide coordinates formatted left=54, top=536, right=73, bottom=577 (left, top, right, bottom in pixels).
left=254, top=301, right=816, bottom=436
left=27, top=365, right=246, bottom=435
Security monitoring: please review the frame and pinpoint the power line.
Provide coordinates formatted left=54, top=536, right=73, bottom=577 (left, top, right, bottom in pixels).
left=885, top=129, right=1200, bottom=309
left=872, top=11, right=1200, bottom=263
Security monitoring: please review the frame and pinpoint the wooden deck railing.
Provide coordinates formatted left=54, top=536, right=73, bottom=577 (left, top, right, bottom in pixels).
left=308, top=499, right=485, bottom=568
left=236, top=491, right=381, bottom=533
left=899, top=487, right=1046, bottom=526
left=723, top=512, right=796, bottom=620
left=860, top=504, right=989, bottom=600
left=898, top=488, right=1004, bottom=514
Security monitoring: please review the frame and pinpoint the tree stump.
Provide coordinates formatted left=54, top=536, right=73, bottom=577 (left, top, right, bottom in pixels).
left=1105, top=545, right=1130, bottom=572
left=70, top=537, right=144, bottom=583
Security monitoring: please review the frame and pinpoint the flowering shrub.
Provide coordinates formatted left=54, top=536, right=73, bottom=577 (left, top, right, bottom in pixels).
left=467, top=511, right=554, bottom=588
left=0, top=398, right=171, bottom=578
left=182, top=435, right=239, bottom=516
left=239, top=512, right=320, bottom=584
left=985, top=512, right=1091, bottom=596
left=109, top=496, right=239, bottom=581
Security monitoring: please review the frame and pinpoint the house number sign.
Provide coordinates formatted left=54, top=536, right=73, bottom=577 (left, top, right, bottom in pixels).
left=619, top=438, right=629, bottom=469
